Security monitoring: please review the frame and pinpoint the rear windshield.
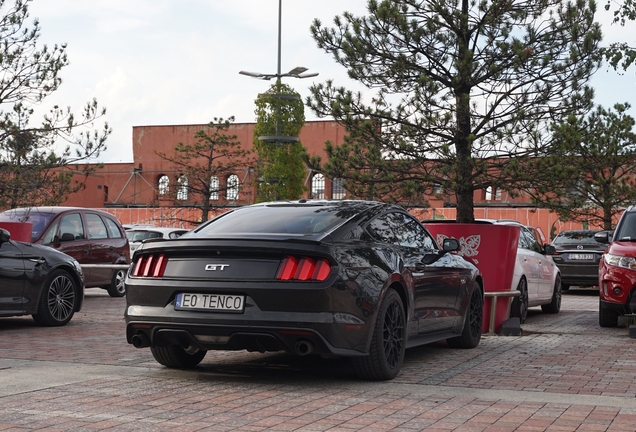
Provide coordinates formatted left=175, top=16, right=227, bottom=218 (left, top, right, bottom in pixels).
left=553, top=231, right=599, bottom=244
left=127, top=230, right=165, bottom=242
left=192, top=205, right=353, bottom=236
left=0, top=210, right=57, bottom=242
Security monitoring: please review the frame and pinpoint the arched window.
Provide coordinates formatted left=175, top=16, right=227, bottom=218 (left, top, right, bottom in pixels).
left=485, top=186, right=501, bottom=201
left=311, top=173, right=325, bottom=199
left=332, top=177, right=346, bottom=200
left=226, top=174, right=239, bottom=201
left=210, top=176, right=219, bottom=200
left=177, top=175, right=188, bottom=201
left=158, top=175, right=169, bottom=197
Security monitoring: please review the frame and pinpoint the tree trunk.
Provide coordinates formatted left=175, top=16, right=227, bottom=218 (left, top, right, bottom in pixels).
left=454, top=0, right=475, bottom=224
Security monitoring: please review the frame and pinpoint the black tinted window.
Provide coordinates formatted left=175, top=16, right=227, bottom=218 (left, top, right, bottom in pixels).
left=193, top=205, right=353, bottom=235
left=616, top=212, right=636, bottom=241
left=553, top=231, right=599, bottom=244
left=366, top=212, right=436, bottom=249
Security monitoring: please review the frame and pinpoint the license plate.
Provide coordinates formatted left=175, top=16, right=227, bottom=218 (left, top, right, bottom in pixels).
left=175, top=293, right=245, bottom=312
left=567, top=253, right=595, bottom=260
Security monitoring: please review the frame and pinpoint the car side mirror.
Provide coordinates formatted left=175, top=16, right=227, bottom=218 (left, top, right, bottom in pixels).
left=60, top=233, right=75, bottom=242
left=0, top=228, right=11, bottom=244
left=594, top=231, right=610, bottom=244
left=442, top=238, right=460, bottom=252
left=421, top=238, right=460, bottom=266
left=544, top=244, right=556, bottom=255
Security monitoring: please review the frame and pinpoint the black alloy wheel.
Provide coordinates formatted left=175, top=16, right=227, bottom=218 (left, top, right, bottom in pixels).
left=107, top=269, right=127, bottom=297
left=352, top=288, right=405, bottom=380
left=542, top=274, right=562, bottom=314
left=447, top=283, right=483, bottom=348
left=151, top=345, right=207, bottom=369
left=32, top=270, right=77, bottom=327
left=510, top=277, right=529, bottom=324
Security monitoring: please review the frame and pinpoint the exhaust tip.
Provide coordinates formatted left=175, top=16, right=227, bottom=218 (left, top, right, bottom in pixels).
left=294, top=339, right=314, bottom=356
left=131, top=333, right=151, bottom=348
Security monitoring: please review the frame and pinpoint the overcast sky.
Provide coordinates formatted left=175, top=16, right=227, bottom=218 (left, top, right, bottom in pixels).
left=25, top=1, right=636, bottom=163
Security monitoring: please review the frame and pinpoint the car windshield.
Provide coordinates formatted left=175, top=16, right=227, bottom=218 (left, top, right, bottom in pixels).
left=127, top=230, right=165, bottom=242
left=192, top=204, right=357, bottom=236
left=553, top=231, right=600, bottom=245
left=0, top=210, right=57, bottom=242
left=615, top=212, right=636, bottom=241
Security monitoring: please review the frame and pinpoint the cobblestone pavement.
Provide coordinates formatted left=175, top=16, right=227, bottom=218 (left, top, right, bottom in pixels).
left=0, top=288, right=634, bottom=431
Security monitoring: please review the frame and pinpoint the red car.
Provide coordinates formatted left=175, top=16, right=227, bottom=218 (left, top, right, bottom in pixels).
left=596, top=206, right=636, bottom=327
left=0, top=207, right=130, bottom=297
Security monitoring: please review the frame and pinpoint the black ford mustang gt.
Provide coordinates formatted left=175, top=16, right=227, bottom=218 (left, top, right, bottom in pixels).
left=125, top=200, right=483, bottom=380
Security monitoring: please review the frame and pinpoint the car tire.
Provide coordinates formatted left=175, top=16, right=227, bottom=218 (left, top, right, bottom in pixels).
left=107, top=269, right=127, bottom=297
left=32, top=270, right=77, bottom=327
left=541, top=274, right=561, bottom=314
left=599, top=298, right=620, bottom=328
left=447, top=282, right=483, bottom=349
left=151, top=345, right=207, bottom=369
left=352, top=288, right=405, bottom=380
left=510, top=277, right=529, bottom=324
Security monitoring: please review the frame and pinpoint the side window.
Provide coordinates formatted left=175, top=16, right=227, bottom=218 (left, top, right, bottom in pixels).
left=399, top=214, right=437, bottom=249
left=42, top=220, right=60, bottom=244
left=522, top=229, right=542, bottom=253
left=60, top=213, right=85, bottom=241
left=365, top=212, right=436, bottom=249
left=86, top=213, right=109, bottom=240
left=517, top=229, right=529, bottom=249
left=365, top=214, right=398, bottom=244
left=104, top=217, right=123, bottom=238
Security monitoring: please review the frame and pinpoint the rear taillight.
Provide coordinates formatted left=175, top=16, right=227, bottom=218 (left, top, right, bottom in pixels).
left=132, top=254, right=168, bottom=277
left=276, top=256, right=331, bottom=281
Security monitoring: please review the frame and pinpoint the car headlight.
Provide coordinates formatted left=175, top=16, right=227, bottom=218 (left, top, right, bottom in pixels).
left=604, top=253, right=636, bottom=270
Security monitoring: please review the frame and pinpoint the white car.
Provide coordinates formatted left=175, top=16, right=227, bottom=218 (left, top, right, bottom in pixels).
left=424, top=218, right=561, bottom=324
left=490, top=220, right=561, bottom=323
left=126, top=226, right=189, bottom=256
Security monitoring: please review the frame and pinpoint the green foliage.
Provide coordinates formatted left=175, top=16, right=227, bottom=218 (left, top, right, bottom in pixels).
left=600, top=0, right=636, bottom=69
left=156, top=117, right=255, bottom=223
left=253, top=82, right=308, bottom=202
left=523, top=103, right=636, bottom=230
left=0, top=0, right=111, bottom=209
left=307, top=0, right=602, bottom=221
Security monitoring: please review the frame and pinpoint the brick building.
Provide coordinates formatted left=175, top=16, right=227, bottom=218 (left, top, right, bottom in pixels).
left=60, top=119, right=589, bottom=236
left=63, top=119, right=531, bottom=210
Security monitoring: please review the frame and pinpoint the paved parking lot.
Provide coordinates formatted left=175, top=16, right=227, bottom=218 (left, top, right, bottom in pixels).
left=0, top=288, right=635, bottom=431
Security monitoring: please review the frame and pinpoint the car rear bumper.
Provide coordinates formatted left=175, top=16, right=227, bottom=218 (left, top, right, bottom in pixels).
left=125, top=301, right=372, bottom=357
left=554, top=263, right=599, bottom=286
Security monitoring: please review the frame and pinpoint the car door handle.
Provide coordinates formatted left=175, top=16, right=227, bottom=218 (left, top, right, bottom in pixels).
left=83, top=249, right=89, bottom=254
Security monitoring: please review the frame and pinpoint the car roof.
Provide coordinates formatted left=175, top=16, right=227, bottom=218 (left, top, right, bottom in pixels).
left=2, top=206, right=113, bottom=216
left=127, top=227, right=187, bottom=233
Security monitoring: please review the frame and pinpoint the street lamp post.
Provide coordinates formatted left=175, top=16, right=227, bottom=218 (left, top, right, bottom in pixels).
left=239, top=0, right=318, bottom=145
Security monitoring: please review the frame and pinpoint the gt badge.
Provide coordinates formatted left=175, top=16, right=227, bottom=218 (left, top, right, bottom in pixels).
left=205, top=264, right=229, bottom=271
